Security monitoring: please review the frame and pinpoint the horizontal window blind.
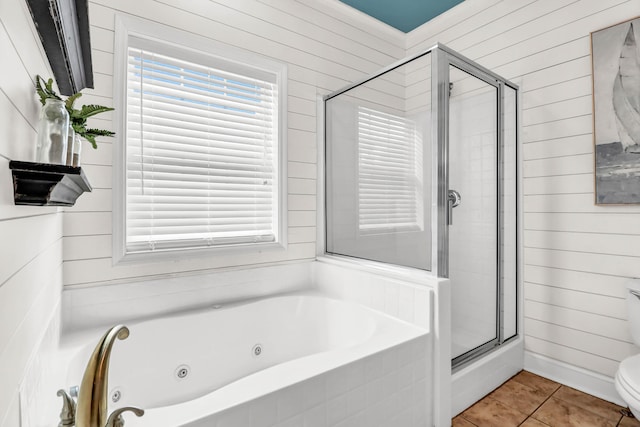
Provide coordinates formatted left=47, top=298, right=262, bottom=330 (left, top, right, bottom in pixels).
left=358, top=107, right=420, bottom=232
left=126, top=45, right=278, bottom=253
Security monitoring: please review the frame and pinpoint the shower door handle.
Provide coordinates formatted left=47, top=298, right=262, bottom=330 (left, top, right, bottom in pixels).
left=447, top=189, right=461, bottom=225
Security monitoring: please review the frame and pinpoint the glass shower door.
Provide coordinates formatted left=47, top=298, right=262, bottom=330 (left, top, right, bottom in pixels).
left=323, top=44, right=518, bottom=369
left=447, top=64, right=500, bottom=363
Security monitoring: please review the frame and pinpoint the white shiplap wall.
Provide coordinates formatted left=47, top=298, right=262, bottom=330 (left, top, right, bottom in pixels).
left=0, top=0, right=64, bottom=425
left=408, top=0, right=640, bottom=380
left=62, top=0, right=405, bottom=287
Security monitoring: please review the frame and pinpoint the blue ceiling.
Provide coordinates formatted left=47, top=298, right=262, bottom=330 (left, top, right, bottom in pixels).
left=339, top=0, right=465, bottom=33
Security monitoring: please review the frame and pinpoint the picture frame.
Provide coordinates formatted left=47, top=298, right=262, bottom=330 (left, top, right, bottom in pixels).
left=591, top=16, right=640, bottom=205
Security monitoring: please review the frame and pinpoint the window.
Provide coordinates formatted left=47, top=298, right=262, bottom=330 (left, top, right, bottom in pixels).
left=114, top=17, right=286, bottom=262
left=357, top=107, right=422, bottom=233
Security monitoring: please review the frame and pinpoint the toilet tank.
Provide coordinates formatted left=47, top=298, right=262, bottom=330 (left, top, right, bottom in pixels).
left=627, top=279, right=640, bottom=345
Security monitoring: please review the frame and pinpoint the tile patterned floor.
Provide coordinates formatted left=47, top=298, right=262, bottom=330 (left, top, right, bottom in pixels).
left=453, top=370, right=640, bottom=427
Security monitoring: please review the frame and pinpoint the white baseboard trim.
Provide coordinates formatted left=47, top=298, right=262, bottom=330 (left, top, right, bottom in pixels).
left=524, top=351, right=625, bottom=407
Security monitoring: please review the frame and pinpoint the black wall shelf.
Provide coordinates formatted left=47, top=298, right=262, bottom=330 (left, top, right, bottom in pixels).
left=9, top=161, right=92, bottom=206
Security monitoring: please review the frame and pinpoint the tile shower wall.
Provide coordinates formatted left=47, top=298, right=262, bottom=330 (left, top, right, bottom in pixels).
left=407, top=0, right=640, bottom=380
left=0, top=0, right=64, bottom=425
left=63, top=0, right=406, bottom=288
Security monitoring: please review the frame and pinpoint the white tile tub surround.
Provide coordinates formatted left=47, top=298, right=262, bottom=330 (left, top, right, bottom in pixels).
left=312, top=259, right=437, bottom=329
left=58, top=291, right=430, bottom=427
left=312, top=257, right=451, bottom=427
left=181, top=338, right=430, bottom=427
left=62, top=261, right=313, bottom=333
left=56, top=260, right=439, bottom=426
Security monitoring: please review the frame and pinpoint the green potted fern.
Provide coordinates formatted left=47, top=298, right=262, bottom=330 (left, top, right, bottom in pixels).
left=36, top=76, right=115, bottom=165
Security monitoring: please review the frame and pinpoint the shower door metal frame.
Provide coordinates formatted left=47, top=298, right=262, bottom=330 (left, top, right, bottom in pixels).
left=322, top=43, right=519, bottom=369
left=432, top=45, right=519, bottom=368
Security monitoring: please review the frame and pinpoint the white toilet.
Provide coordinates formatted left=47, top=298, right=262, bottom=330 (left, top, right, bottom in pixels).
left=615, top=279, right=640, bottom=418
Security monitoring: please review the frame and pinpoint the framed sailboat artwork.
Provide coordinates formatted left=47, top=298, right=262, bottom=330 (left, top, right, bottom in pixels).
left=591, top=16, right=640, bottom=205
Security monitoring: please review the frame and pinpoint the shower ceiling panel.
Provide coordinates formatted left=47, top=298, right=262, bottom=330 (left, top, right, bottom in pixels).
left=338, top=0, right=465, bottom=32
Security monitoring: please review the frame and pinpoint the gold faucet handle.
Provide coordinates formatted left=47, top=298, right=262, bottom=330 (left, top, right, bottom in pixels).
left=105, top=407, right=144, bottom=427
left=56, top=389, right=76, bottom=427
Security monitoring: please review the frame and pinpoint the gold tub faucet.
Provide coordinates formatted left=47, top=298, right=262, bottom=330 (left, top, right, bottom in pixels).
left=70, top=325, right=144, bottom=427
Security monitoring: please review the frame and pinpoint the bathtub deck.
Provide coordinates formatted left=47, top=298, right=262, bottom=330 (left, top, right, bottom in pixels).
left=453, top=370, right=640, bottom=427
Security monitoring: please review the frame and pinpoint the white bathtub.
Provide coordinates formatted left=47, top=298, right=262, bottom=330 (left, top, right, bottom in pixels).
left=65, top=292, right=430, bottom=426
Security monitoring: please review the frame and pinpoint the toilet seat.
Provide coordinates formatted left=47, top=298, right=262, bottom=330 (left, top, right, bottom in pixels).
left=619, top=354, right=640, bottom=394
left=616, top=354, right=640, bottom=417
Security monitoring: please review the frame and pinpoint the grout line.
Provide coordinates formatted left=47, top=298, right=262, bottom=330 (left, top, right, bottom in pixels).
left=508, top=373, right=559, bottom=426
